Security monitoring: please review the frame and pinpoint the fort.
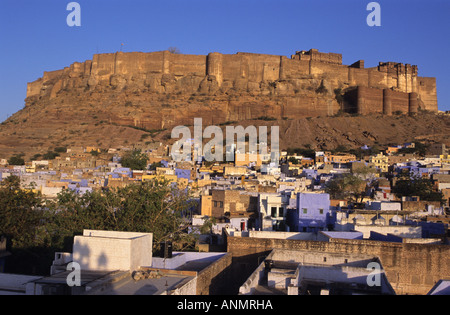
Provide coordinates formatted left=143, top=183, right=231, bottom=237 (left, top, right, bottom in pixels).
left=25, top=49, right=438, bottom=129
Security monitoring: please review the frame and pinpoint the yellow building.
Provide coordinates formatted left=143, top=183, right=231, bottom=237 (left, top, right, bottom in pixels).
left=155, top=167, right=175, bottom=176
left=224, top=166, right=247, bottom=177
left=86, top=146, right=101, bottom=153
left=234, top=152, right=263, bottom=167
left=200, top=195, right=213, bottom=217
left=386, top=146, right=400, bottom=155
left=142, top=174, right=177, bottom=183
left=370, top=153, right=389, bottom=173
left=440, top=155, right=450, bottom=164
left=211, top=165, right=224, bottom=174
left=192, top=179, right=212, bottom=189
left=199, top=167, right=214, bottom=174
left=288, top=163, right=302, bottom=173
left=326, top=153, right=357, bottom=164
left=25, top=164, right=36, bottom=173
left=141, top=174, right=188, bottom=189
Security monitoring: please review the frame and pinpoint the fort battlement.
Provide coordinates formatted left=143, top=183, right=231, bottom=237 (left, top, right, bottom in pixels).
left=293, top=49, right=343, bottom=65
left=26, top=49, right=438, bottom=118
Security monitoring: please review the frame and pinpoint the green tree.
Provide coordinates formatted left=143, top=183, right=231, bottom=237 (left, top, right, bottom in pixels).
left=325, top=166, right=377, bottom=203
left=0, top=177, right=201, bottom=274
left=288, top=156, right=299, bottom=164
left=8, top=155, right=25, bottom=165
left=325, top=174, right=365, bottom=202
left=333, top=145, right=348, bottom=154
left=286, top=147, right=315, bottom=159
left=89, top=150, right=100, bottom=157
left=0, top=176, right=43, bottom=248
left=168, top=46, right=181, bottom=54
left=0, top=175, right=52, bottom=274
left=43, top=151, right=60, bottom=160
left=149, top=161, right=164, bottom=171
left=30, top=153, right=42, bottom=161
left=54, top=147, right=67, bottom=153
left=393, top=172, right=444, bottom=204
left=121, top=149, right=149, bottom=170
left=397, top=142, right=429, bottom=156
left=49, top=179, right=198, bottom=252
left=199, top=217, right=217, bottom=234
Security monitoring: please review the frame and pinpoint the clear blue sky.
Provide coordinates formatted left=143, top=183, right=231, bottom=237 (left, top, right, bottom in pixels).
left=0, top=0, right=449, bottom=121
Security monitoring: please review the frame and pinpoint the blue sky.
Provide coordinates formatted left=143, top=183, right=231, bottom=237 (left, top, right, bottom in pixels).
left=0, top=0, right=449, bottom=121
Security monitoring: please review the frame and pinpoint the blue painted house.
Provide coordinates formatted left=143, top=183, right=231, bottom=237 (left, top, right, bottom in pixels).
left=113, top=167, right=132, bottom=177
left=287, top=193, right=333, bottom=232
left=175, top=168, right=191, bottom=181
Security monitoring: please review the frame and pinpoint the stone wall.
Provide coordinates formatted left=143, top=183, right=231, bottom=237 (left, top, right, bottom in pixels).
left=417, top=77, right=438, bottom=111
left=226, top=235, right=450, bottom=295
left=196, top=252, right=233, bottom=295
left=354, top=86, right=419, bottom=116
left=25, top=49, right=438, bottom=123
left=402, top=200, right=442, bottom=211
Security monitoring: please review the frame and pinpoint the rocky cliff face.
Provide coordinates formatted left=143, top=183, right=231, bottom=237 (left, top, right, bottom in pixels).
left=0, top=49, right=446, bottom=159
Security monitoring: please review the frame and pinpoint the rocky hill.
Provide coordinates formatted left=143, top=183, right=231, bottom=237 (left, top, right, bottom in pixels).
left=1, top=96, right=449, bottom=161
left=0, top=49, right=447, bottom=160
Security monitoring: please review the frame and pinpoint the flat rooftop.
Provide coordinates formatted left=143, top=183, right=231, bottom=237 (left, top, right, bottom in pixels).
left=0, top=274, right=42, bottom=295
left=90, top=274, right=195, bottom=295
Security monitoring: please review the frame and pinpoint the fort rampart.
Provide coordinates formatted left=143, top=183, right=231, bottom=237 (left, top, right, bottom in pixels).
left=26, top=49, right=438, bottom=118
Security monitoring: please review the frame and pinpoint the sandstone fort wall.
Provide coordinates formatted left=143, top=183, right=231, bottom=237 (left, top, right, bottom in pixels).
left=26, top=49, right=438, bottom=118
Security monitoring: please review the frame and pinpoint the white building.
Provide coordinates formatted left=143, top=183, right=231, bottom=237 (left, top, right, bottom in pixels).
left=239, top=249, right=395, bottom=295
left=257, top=193, right=290, bottom=231
left=71, top=230, right=153, bottom=272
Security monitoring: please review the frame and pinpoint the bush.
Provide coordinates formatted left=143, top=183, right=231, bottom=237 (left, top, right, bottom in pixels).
left=316, top=80, right=328, bottom=94
left=43, top=151, right=60, bottom=160
left=121, top=149, right=149, bottom=170
left=396, top=142, right=429, bottom=156
left=333, top=145, right=348, bottom=153
left=393, top=171, right=445, bottom=204
left=30, top=154, right=42, bottom=161
left=334, top=88, right=344, bottom=104
left=149, top=161, right=163, bottom=171
left=54, top=147, right=67, bottom=153
left=8, top=155, right=25, bottom=166
left=286, top=147, right=315, bottom=159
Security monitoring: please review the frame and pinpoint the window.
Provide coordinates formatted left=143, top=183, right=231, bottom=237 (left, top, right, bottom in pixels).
left=214, top=201, right=218, bottom=207
left=302, top=208, right=308, bottom=214
left=271, top=207, right=277, bottom=217
left=319, top=208, right=324, bottom=215
left=219, top=201, right=223, bottom=208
